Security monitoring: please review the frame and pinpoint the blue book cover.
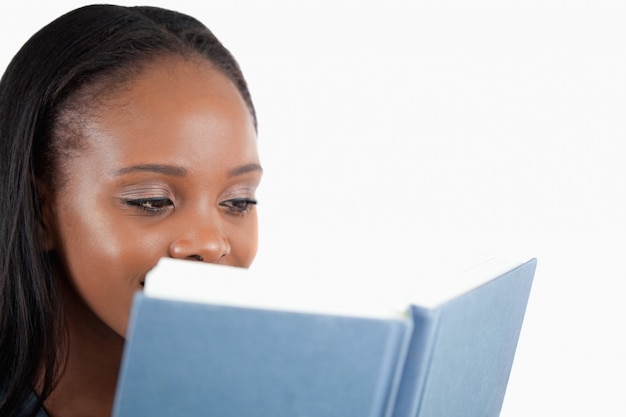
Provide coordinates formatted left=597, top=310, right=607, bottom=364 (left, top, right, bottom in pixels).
left=392, top=258, right=536, bottom=417
left=112, top=256, right=536, bottom=417
left=112, top=259, right=414, bottom=417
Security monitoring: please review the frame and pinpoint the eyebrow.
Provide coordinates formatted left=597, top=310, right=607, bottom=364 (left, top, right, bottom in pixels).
left=229, top=163, right=263, bottom=178
left=113, top=163, right=263, bottom=178
left=114, top=164, right=187, bottom=177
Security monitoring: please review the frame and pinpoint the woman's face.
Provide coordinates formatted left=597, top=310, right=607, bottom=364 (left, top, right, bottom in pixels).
left=43, top=56, right=261, bottom=337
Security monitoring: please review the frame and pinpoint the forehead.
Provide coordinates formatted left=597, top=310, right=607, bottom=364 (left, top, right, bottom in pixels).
left=102, top=56, right=250, bottom=127
left=88, top=56, right=255, bottom=150
left=55, top=56, right=259, bottom=183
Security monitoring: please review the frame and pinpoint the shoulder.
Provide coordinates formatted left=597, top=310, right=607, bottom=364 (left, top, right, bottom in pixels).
left=26, top=391, right=50, bottom=417
left=34, top=406, right=50, bottom=417
left=10, top=391, right=50, bottom=417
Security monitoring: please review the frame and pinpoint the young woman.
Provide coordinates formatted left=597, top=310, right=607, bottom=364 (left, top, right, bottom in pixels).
left=0, top=5, right=262, bottom=417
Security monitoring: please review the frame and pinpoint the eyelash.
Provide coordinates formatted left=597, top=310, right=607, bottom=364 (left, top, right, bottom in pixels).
left=219, top=198, right=258, bottom=216
left=123, top=197, right=257, bottom=216
left=123, top=197, right=174, bottom=215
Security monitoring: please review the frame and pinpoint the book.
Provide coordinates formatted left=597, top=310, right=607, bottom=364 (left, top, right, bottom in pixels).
left=112, top=254, right=536, bottom=417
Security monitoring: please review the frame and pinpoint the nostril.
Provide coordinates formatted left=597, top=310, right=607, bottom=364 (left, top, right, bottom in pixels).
left=187, top=254, right=204, bottom=262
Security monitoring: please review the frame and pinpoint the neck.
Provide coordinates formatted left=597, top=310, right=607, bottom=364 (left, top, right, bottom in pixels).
left=44, top=276, right=124, bottom=417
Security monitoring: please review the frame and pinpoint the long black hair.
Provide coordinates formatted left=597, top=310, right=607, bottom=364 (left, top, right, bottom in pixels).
left=0, top=5, right=256, bottom=416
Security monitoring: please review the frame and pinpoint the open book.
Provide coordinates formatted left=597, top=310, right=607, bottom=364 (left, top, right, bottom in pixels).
left=113, top=254, right=536, bottom=417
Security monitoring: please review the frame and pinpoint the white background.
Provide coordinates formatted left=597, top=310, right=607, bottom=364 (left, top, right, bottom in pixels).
left=2, top=1, right=624, bottom=416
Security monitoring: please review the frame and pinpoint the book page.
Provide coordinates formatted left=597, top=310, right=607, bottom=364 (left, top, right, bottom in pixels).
left=144, top=252, right=526, bottom=318
left=144, top=258, right=409, bottom=320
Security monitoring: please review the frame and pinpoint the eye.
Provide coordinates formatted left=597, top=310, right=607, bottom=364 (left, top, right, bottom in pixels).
left=123, top=197, right=174, bottom=214
left=219, top=198, right=257, bottom=215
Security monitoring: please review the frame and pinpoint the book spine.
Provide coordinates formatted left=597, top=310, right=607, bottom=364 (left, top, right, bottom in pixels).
left=390, top=306, right=440, bottom=417
left=381, top=315, right=416, bottom=417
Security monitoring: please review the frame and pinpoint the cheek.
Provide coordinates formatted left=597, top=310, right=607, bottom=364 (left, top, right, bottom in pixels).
left=52, top=201, right=165, bottom=336
left=57, top=205, right=153, bottom=274
left=229, top=214, right=259, bottom=268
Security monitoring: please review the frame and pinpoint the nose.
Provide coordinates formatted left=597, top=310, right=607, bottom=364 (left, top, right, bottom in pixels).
left=168, top=222, right=231, bottom=263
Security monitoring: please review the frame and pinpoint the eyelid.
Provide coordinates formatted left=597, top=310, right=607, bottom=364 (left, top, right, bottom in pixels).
left=118, top=184, right=173, bottom=199
left=218, top=183, right=258, bottom=216
left=118, top=184, right=176, bottom=216
left=219, top=184, right=258, bottom=199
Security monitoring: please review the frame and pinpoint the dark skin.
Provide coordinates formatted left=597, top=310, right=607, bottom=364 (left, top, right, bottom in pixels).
left=40, top=56, right=262, bottom=417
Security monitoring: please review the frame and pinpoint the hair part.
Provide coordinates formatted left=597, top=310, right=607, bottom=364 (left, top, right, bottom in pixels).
left=0, top=5, right=256, bottom=416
